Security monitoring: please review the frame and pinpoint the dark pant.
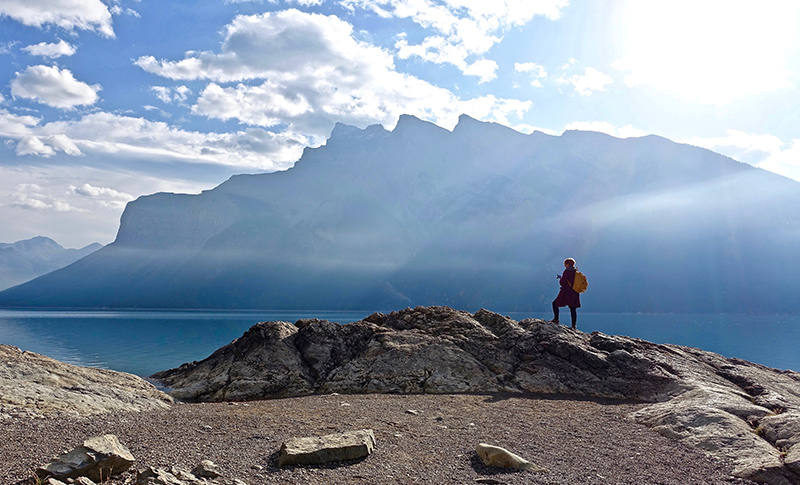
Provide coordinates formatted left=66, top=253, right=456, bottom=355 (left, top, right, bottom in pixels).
left=552, top=301, right=577, bottom=327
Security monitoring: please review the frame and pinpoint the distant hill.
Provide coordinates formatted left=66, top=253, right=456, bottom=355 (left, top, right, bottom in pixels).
left=0, top=237, right=102, bottom=291
left=1, top=115, right=799, bottom=312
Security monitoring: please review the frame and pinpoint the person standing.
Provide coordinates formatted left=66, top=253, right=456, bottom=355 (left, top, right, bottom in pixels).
left=552, top=258, right=580, bottom=329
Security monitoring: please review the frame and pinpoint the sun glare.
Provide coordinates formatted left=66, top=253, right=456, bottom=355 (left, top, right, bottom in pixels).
left=613, top=0, right=799, bottom=105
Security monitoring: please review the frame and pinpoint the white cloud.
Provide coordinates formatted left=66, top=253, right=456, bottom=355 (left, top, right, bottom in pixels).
left=0, top=41, right=19, bottom=54
left=10, top=183, right=84, bottom=212
left=151, top=85, right=192, bottom=104
left=7, top=111, right=311, bottom=170
left=138, top=9, right=531, bottom=139
left=109, top=5, right=140, bottom=18
left=0, top=108, right=40, bottom=137
left=564, top=121, right=648, bottom=138
left=11, top=65, right=101, bottom=109
left=0, top=0, right=114, bottom=37
left=612, top=0, right=799, bottom=105
left=515, top=62, right=547, bottom=87
left=683, top=130, right=800, bottom=182
left=683, top=130, right=784, bottom=165
left=562, top=67, right=613, bottom=96
left=22, top=39, right=77, bottom=58
left=463, top=59, right=498, bottom=84
left=70, top=183, right=134, bottom=209
left=342, top=0, right=568, bottom=79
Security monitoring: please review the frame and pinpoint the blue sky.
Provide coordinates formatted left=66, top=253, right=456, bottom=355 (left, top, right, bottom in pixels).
left=1, top=0, right=800, bottom=247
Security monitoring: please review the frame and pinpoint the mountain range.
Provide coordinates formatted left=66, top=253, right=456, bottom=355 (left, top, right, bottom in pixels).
left=0, top=237, right=102, bottom=291
left=1, top=115, right=799, bottom=312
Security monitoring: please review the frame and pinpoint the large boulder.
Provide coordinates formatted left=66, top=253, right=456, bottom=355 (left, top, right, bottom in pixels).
left=0, top=345, right=172, bottom=417
left=153, top=306, right=800, bottom=484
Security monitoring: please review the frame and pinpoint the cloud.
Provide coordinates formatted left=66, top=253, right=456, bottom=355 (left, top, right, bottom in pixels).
left=10, top=183, right=84, bottom=212
left=561, top=67, right=613, bottom=96
left=70, top=182, right=134, bottom=209
left=564, top=121, right=648, bottom=138
left=11, top=65, right=101, bottom=109
left=138, top=9, right=531, bottom=139
left=6, top=111, right=311, bottom=170
left=612, top=0, right=799, bottom=105
left=0, top=0, right=114, bottom=37
left=22, top=39, right=77, bottom=58
left=151, top=85, right=192, bottom=104
left=515, top=62, right=547, bottom=87
left=683, top=130, right=800, bottom=182
left=0, top=108, right=40, bottom=137
left=341, top=0, right=568, bottom=79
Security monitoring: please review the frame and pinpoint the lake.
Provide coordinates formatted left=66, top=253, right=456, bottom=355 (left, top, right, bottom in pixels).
left=0, top=309, right=797, bottom=376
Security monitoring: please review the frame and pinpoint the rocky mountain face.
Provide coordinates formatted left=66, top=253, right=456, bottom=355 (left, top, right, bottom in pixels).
left=0, top=236, right=102, bottom=291
left=0, top=344, right=172, bottom=418
left=153, top=307, right=800, bottom=484
left=2, top=115, right=800, bottom=312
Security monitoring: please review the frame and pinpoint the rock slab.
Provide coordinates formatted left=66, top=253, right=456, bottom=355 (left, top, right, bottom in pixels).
left=278, top=429, right=376, bottom=467
left=1, top=344, right=172, bottom=417
left=36, top=434, right=135, bottom=482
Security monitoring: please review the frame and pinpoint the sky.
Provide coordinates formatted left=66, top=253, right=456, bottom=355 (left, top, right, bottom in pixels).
left=1, top=0, right=800, bottom=248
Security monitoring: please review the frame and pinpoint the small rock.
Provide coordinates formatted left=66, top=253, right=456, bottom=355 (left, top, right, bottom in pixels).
left=405, top=409, right=419, bottom=415
left=191, top=460, right=221, bottom=479
left=46, top=479, right=68, bottom=485
left=73, top=478, right=98, bottom=485
left=475, top=443, right=546, bottom=472
left=251, top=464, right=263, bottom=471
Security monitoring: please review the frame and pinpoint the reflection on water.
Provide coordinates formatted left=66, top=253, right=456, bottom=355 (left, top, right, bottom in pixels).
left=1, top=309, right=797, bottom=376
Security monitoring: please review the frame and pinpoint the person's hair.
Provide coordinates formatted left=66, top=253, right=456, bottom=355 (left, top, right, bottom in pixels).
left=564, top=258, right=576, bottom=268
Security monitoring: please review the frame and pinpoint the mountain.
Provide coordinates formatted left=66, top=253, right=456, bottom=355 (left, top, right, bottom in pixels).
left=0, top=236, right=102, bottom=291
left=1, top=115, right=799, bottom=312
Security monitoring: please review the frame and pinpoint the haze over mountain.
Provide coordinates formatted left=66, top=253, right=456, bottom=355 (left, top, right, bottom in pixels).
left=1, top=115, right=798, bottom=313
left=0, top=237, right=102, bottom=291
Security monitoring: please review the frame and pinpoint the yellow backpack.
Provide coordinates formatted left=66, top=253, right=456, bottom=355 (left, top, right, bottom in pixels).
left=572, top=270, right=588, bottom=293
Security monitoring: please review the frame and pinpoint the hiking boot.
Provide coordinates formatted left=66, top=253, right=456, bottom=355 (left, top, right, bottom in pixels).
left=550, top=319, right=559, bottom=325
left=571, top=324, right=577, bottom=330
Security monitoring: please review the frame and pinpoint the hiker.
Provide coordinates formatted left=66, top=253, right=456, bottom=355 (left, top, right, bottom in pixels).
left=552, top=258, right=580, bottom=329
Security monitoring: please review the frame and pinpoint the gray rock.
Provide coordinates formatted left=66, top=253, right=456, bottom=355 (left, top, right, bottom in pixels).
left=191, top=459, right=221, bottom=479
left=136, top=467, right=185, bottom=485
left=153, top=306, right=800, bottom=484
left=278, top=429, right=376, bottom=467
left=74, top=478, right=98, bottom=485
left=785, top=444, right=800, bottom=475
left=1, top=344, right=172, bottom=417
left=36, top=434, right=135, bottom=482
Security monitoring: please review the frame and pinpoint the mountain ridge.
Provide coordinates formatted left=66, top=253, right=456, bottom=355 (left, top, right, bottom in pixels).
left=0, top=236, right=102, bottom=291
left=1, top=115, right=798, bottom=312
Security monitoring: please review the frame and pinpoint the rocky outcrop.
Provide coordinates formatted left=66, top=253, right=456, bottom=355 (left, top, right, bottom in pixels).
left=153, top=306, right=800, bottom=484
left=0, top=344, right=172, bottom=418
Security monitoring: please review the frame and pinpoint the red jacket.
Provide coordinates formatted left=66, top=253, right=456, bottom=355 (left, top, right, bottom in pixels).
left=553, top=267, right=581, bottom=308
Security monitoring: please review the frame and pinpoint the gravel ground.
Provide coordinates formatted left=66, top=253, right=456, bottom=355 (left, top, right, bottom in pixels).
left=1, top=393, right=755, bottom=485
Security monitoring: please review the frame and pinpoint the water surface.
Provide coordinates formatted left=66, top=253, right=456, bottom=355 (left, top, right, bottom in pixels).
left=1, top=309, right=796, bottom=376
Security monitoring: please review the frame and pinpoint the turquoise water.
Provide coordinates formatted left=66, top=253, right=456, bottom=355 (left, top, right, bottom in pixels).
left=0, top=309, right=797, bottom=376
